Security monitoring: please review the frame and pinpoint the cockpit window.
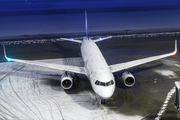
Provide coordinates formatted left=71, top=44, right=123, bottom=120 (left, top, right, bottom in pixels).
left=95, top=80, right=100, bottom=85
left=106, top=81, right=111, bottom=86
left=95, top=80, right=114, bottom=86
left=106, top=80, right=114, bottom=86
left=111, top=80, right=114, bottom=85
left=100, top=82, right=105, bottom=86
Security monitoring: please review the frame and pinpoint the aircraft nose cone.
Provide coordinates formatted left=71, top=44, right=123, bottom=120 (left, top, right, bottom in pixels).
left=100, top=92, right=113, bottom=99
left=98, top=86, right=115, bottom=100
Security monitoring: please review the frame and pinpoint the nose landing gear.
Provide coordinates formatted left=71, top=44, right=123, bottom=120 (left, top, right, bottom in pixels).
left=101, top=99, right=106, bottom=104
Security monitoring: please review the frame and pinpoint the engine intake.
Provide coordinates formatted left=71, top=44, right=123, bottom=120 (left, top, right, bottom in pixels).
left=122, top=71, right=135, bottom=87
left=61, top=73, right=73, bottom=90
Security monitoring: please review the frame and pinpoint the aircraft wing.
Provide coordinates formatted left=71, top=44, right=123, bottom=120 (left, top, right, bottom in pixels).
left=93, top=36, right=112, bottom=42
left=3, top=46, right=86, bottom=74
left=109, top=40, right=177, bottom=73
left=60, top=38, right=82, bottom=43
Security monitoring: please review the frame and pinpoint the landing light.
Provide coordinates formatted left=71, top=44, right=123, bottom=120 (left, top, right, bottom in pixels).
left=7, top=58, right=11, bottom=62
left=99, top=37, right=102, bottom=40
left=71, top=38, right=74, bottom=40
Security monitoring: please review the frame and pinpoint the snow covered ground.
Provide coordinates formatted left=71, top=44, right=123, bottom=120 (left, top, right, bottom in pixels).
left=0, top=58, right=143, bottom=120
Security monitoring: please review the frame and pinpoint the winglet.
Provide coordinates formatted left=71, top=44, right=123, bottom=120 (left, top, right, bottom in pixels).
left=173, top=40, right=177, bottom=56
left=3, top=45, right=11, bottom=61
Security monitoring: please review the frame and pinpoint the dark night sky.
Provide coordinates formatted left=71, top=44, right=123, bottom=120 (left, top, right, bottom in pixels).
left=1, top=0, right=180, bottom=37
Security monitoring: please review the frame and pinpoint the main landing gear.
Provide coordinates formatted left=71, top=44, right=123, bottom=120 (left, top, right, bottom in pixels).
left=73, top=73, right=79, bottom=83
left=113, top=74, right=118, bottom=85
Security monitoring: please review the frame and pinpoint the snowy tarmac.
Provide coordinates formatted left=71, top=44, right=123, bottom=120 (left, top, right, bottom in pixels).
left=0, top=37, right=180, bottom=120
left=0, top=58, right=143, bottom=120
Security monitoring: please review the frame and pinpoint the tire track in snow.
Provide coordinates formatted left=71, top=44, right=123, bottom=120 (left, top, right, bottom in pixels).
left=9, top=76, right=42, bottom=120
left=48, top=97, right=64, bottom=120
left=0, top=63, right=34, bottom=119
left=2, top=63, right=41, bottom=120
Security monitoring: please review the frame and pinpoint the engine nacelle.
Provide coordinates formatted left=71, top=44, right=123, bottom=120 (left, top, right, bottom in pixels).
left=122, top=71, right=135, bottom=87
left=61, top=73, right=73, bottom=90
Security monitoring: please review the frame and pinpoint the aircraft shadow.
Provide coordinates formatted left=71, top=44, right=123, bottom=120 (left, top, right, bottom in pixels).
left=115, top=62, right=163, bottom=89
left=42, top=42, right=81, bottom=58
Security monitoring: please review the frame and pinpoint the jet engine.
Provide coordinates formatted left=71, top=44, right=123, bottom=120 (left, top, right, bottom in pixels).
left=122, top=71, right=135, bottom=87
left=61, top=73, right=73, bottom=90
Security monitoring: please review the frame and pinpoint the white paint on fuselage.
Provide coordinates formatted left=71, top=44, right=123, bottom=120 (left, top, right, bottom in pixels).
left=81, top=37, right=115, bottom=99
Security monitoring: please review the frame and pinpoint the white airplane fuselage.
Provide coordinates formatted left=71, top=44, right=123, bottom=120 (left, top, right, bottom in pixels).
left=81, top=37, right=115, bottom=99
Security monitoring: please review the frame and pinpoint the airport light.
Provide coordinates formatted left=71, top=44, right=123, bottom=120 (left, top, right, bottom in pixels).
left=7, top=58, right=11, bottom=62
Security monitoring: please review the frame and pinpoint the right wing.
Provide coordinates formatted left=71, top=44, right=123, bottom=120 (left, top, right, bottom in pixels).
left=109, top=40, right=177, bottom=73
left=3, top=46, right=86, bottom=75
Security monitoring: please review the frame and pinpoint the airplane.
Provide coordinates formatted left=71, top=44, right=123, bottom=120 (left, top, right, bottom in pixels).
left=3, top=11, right=177, bottom=104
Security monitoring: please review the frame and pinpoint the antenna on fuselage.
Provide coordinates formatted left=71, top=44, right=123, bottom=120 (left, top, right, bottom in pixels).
left=85, top=10, right=89, bottom=40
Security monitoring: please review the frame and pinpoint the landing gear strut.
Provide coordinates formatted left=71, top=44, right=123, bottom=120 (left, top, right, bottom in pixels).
left=101, top=99, right=105, bottom=104
left=113, top=74, right=118, bottom=84
left=73, top=73, right=79, bottom=83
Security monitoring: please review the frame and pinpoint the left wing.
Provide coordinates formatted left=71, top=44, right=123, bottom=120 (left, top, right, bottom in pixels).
left=3, top=46, right=86, bottom=74
left=109, top=40, right=177, bottom=73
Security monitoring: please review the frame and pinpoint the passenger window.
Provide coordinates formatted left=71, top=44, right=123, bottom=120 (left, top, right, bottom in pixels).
left=95, top=80, right=100, bottom=85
